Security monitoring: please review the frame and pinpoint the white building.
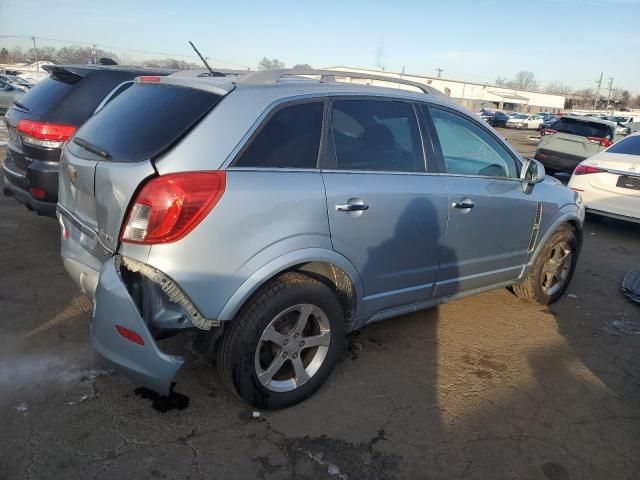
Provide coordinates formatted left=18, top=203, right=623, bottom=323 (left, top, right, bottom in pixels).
left=328, top=66, right=566, bottom=113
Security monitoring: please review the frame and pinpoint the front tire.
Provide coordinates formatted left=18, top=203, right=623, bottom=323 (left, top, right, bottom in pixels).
left=512, top=225, right=578, bottom=304
left=217, top=272, right=346, bottom=409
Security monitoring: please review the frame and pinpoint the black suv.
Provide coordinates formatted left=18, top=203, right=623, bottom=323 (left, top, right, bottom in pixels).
left=2, top=64, right=172, bottom=216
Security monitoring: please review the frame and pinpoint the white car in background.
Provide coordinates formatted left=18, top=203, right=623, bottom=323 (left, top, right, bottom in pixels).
left=506, top=114, right=543, bottom=130
left=610, top=115, right=635, bottom=135
left=568, top=131, right=640, bottom=223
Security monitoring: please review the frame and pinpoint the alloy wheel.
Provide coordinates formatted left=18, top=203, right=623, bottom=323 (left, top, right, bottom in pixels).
left=254, top=303, right=331, bottom=392
left=541, top=241, right=573, bottom=296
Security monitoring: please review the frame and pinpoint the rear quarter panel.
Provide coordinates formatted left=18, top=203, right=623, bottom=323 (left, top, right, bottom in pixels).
left=144, top=170, right=333, bottom=320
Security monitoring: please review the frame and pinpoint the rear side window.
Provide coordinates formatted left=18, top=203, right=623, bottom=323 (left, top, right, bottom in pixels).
left=606, top=135, right=640, bottom=155
left=330, top=100, right=424, bottom=172
left=12, top=77, right=75, bottom=115
left=234, top=102, right=323, bottom=169
left=74, top=83, right=221, bottom=163
left=429, top=107, right=518, bottom=178
left=553, top=118, right=613, bottom=140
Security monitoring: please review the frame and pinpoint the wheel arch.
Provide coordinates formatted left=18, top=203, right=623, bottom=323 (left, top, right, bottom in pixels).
left=217, top=248, right=364, bottom=329
left=527, top=207, right=584, bottom=270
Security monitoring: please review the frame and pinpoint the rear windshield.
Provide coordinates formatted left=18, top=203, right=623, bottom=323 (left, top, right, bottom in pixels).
left=14, top=77, right=75, bottom=115
left=606, top=135, right=640, bottom=155
left=73, top=83, right=222, bottom=163
left=552, top=118, right=613, bottom=140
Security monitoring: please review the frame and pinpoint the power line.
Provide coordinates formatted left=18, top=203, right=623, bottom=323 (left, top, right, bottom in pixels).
left=0, top=34, right=251, bottom=69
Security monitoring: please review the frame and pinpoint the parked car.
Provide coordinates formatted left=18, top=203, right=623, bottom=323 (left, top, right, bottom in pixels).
left=506, top=114, right=543, bottom=130
left=0, top=77, right=25, bottom=113
left=489, top=111, right=509, bottom=128
left=568, top=132, right=640, bottom=223
left=477, top=109, right=495, bottom=122
left=535, top=115, right=616, bottom=174
left=610, top=115, right=635, bottom=136
left=539, top=115, right=559, bottom=131
left=0, top=74, right=33, bottom=91
left=2, top=64, right=172, bottom=217
left=506, top=112, right=520, bottom=118
left=57, top=69, right=584, bottom=409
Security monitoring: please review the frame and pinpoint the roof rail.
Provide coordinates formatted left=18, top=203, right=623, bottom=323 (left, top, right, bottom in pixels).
left=237, top=68, right=444, bottom=96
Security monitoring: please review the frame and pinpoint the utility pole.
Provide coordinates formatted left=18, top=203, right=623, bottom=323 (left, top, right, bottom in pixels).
left=593, top=72, right=603, bottom=111
left=435, top=68, right=443, bottom=78
left=31, top=36, right=39, bottom=72
left=605, top=77, right=614, bottom=111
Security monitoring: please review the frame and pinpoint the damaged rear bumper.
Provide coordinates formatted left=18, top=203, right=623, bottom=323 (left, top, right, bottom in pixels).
left=91, top=257, right=184, bottom=395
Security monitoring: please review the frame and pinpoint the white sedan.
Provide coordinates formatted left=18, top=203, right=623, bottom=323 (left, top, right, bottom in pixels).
left=506, top=114, right=543, bottom=130
left=568, top=131, right=640, bottom=223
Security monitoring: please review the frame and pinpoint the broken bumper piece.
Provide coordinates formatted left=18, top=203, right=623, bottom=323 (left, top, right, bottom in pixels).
left=91, top=256, right=184, bottom=395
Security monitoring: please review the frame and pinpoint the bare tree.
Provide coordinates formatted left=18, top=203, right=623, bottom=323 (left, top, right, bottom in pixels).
left=143, top=58, right=198, bottom=69
left=494, top=77, right=508, bottom=87
left=544, top=81, right=573, bottom=94
left=9, top=46, right=23, bottom=62
left=619, top=90, right=631, bottom=108
left=26, top=46, right=56, bottom=62
left=55, top=46, right=119, bottom=64
left=258, top=57, right=285, bottom=70
left=509, top=71, right=538, bottom=90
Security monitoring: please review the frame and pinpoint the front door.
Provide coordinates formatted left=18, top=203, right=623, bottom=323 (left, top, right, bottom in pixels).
left=426, top=106, right=538, bottom=297
left=322, top=98, right=449, bottom=317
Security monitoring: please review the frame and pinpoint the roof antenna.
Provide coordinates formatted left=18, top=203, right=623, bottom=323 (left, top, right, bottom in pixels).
left=188, top=41, right=222, bottom=77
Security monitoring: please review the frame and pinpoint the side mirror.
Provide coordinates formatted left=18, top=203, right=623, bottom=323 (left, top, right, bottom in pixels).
left=521, top=158, right=546, bottom=185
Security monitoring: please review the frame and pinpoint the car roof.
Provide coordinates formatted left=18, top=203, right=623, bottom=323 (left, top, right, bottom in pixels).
left=563, top=114, right=616, bottom=127
left=157, top=72, right=465, bottom=113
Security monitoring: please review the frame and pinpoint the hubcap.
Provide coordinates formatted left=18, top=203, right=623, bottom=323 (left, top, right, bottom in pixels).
left=541, top=241, right=573, bottom=296
left=254, top=304, right=331, bottom=392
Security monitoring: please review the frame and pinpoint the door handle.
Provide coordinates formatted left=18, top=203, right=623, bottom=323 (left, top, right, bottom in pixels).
left=336, top=203, right=369, bottom=212
left=452, top=200, right=475, bottom=209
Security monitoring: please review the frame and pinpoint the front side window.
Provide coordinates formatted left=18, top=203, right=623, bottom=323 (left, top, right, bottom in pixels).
left=428, top=107, right=518, bottom=178
left=330, top=99, right=424, bottom=172
left=234, top=101, right=323, bottom=169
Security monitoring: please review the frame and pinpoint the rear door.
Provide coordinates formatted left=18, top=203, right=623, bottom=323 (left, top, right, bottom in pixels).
left=425, top=105, right=538, bottom=297
left=322, top=98, right=449, bottom=317
left=58, top=81, right=224, bottom=265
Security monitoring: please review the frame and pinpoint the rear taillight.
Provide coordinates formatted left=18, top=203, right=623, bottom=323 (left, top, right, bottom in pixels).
left=121, top=171, right=226, bottom=245
left=573, top=165, right=605, bottom=175
left=541, top=129, right=557, bottom=136
left=17, top=120, right=76, bottom=149
left=586, top=136, right=613, bottom=148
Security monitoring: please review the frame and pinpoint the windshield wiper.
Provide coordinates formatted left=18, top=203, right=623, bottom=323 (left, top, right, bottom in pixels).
left=73, top=137, right=112, bottom=160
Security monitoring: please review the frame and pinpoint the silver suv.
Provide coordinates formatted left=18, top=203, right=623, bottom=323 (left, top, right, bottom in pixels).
left=57, top=69, right=584, bottom=409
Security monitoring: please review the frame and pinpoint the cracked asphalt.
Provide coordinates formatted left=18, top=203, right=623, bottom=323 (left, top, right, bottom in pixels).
left=1, top=127, right=640, bottom=479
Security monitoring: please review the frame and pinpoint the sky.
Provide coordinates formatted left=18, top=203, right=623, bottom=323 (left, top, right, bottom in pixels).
left=1, top=0, right=639, bottom=93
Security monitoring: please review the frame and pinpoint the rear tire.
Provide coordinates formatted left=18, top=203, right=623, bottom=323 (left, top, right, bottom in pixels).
left=512, top=225, right=578, bottom=305
left=217, top=272, right=346, bottom=409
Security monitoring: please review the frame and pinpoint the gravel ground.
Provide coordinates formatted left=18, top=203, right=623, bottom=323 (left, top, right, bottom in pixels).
left=1, top=123, right=639, bottom=480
